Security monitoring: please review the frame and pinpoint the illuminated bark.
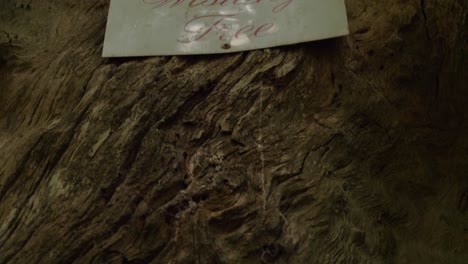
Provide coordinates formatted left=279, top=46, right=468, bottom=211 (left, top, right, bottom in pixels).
left=0, top=0, right=466, bottom=263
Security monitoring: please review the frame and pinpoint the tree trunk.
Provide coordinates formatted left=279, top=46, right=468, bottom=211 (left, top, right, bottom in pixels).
left=0, top=0, right=467, bottom=263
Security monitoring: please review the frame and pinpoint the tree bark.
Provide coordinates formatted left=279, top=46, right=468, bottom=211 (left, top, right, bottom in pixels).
left=0, top=0, right=467, bottom=263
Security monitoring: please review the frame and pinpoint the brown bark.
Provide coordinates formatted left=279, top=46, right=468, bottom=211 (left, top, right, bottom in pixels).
left=0, top=0, right=467, bottom=263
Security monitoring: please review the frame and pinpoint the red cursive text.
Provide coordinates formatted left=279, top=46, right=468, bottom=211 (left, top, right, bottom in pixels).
left=177, top=13, right=276, bottom=43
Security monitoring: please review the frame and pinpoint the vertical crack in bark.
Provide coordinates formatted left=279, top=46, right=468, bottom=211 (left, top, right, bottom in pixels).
left=258, top=87, right=266, bottom=212
left=0, top=134, right=44, bottom=202
left=420, top=0, right=431, bottom=40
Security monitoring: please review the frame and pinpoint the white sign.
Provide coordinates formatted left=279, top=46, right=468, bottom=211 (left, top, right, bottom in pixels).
left=103, top=0, right=349, bottom=57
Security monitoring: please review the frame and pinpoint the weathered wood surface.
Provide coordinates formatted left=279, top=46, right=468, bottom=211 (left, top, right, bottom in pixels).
left=0, top=0, right=467, bottom=263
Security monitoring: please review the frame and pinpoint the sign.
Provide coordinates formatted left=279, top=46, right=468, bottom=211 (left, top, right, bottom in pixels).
left=103, top=0, right=349, bottom=57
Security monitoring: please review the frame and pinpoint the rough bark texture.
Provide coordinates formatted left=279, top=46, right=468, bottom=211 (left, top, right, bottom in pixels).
left=0, top=0, right=467, bottom=263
